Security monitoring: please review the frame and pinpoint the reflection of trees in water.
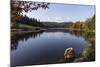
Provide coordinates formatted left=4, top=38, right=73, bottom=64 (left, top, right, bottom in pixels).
left=11, top=31, right=43, bottom=50
left=69, top=30, right=95, bottom=61
left=45, top=28, right=70, bottom=33
left=69, top=30, right=95, bottom=46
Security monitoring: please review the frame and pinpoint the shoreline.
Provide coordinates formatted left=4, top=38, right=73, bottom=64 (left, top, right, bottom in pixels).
left=11, top=28, right=95, bottom=34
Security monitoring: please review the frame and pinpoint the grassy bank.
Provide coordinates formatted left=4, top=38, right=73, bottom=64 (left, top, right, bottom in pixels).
left=11, top=23, right=47, bottom=33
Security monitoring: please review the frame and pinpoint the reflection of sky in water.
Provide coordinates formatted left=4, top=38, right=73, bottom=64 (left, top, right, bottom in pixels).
left=11, top=31, right=89, bottom=66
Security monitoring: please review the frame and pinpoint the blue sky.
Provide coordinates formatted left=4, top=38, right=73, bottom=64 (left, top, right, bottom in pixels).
left=23, top=3, right=95, bottom=23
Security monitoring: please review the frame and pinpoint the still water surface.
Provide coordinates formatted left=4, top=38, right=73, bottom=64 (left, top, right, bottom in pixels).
left=11, top=30, right=91, bottom=66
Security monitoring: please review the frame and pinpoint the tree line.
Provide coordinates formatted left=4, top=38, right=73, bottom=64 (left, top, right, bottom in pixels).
left=11, top=0, right=50, bottom=28
left=70, top=15, right=95, bottom=32
left=16, top=15, right=45, bottom=27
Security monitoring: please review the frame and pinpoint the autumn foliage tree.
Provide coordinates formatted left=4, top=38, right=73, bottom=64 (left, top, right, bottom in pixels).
left=70, top=15, right=95, bottom=32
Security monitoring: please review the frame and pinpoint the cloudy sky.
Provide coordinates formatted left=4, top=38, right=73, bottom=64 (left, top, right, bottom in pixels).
left=23, top=3, right=95, bottom=23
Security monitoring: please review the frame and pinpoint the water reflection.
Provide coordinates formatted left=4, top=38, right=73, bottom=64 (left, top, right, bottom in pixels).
left=11, top=29, right=70, bottom=51
left=70, top=30, right=95, bottom=48
left=69, top=30, right=95, bottom=61
left=11, top=29, right=95, bottom=66
left=11, top=30, right=95, bottom=51
left=11, top=31, right=43, bottom=50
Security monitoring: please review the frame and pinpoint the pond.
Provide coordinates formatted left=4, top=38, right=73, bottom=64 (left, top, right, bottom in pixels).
left=11, top=29, right=95, bottom=66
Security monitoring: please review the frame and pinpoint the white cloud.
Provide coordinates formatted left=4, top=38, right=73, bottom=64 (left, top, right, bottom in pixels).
left=54, top=17, right=63, bottom=22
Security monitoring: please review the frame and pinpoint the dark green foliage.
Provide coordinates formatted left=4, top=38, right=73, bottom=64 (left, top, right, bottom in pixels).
left=11, top=0, right=50, bottom=28
left=82, top=47, right=95, bottom=61
left=86, top=15, right=95, bottom=31
left=11, top=22, right=19, bottom=29
left=16, top=15, right=45, bottom=28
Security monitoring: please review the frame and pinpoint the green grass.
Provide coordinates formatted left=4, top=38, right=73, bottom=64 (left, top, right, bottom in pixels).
left=18, top=23, right=40, bottom=29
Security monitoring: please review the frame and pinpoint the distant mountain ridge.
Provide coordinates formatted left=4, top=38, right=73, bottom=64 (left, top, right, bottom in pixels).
left=41, top=21, right=73, bottom=28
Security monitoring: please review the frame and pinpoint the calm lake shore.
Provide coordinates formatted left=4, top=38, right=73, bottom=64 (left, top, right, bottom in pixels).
left=11, top=28, right=95, bottom=66
left=11, top=28, right=95, bottom=33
